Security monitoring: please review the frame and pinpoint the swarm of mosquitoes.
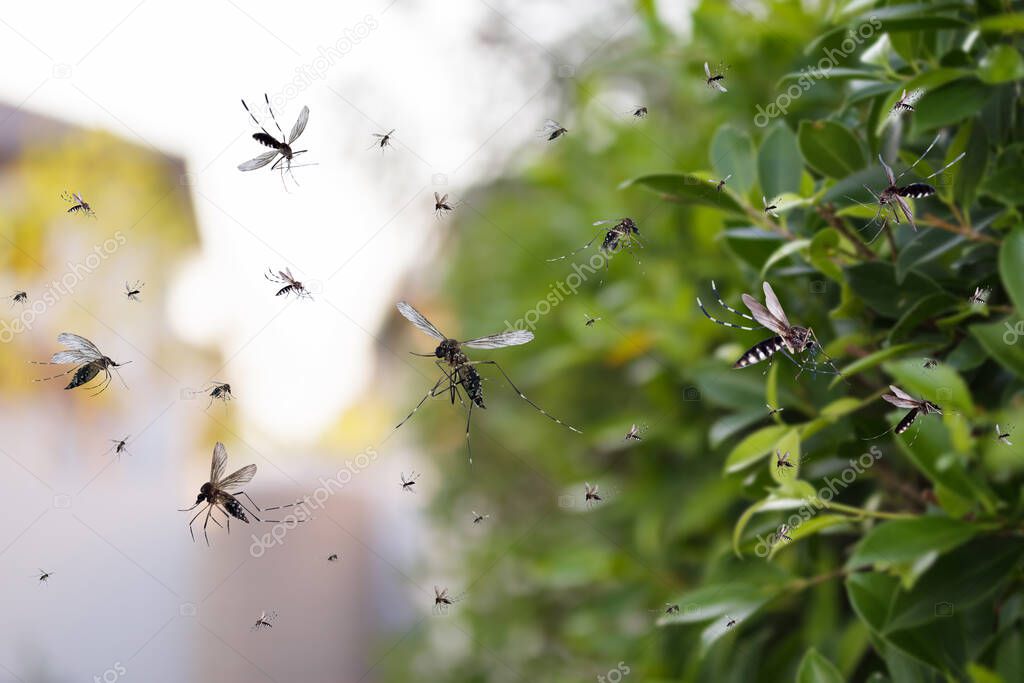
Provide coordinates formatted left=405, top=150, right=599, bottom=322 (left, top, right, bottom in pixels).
left=29, top=61, right=985, bottom=642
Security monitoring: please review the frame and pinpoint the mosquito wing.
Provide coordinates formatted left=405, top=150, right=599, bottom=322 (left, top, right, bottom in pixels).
left=704, top=61, right=712, bottom=78
left=238, top=150, right=279, bottom=171
left=210, top=441, right=229, bottom=484
left=396, top=301, right=446, bottom=340
left=878, top=155, right=896, bottom=185
left=288, top=106, right=309, bottom=143
left=56, top=333, right=104, bottom=361
left=712, top=80, right=727, bottom=93
left=219, top=464, right=257, bottom=492
left=740, top=294, right=788, bottom=334
left=463, top=330, right=534, bottom=349
left=761, top=282, right=791, bottom=329
left=882, top=385, right=920, bottom=409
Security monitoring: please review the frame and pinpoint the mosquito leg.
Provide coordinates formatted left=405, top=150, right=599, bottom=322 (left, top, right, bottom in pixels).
left=464, top=397, right=475, bottom=464
left=395, top=375, right=449, bottom=430
left=263, top=93, right=286, bottom=141
left=30, top=366, right=78, bottom=382
left=546, top=232, right=600, bottom=263
left=186, top=504, right=210, bottom=542
left=241, top=98, right=273, bottom=139
left=469, top=360, right=581, bottom=434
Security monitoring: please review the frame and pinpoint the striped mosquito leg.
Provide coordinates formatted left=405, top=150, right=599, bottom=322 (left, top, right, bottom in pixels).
left=734, top=336, right=786, bottom=369
left=464, top=399, right=475, bottom=465
left=711, top=280, right=757, bottom=323
left=395, top=374, right=450, bottom=430
left=696, top=297, right=760, bottom=331
left=470, top=360, right=582, bottom=434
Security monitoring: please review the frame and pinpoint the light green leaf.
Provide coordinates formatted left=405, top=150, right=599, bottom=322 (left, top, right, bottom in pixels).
left=796, top=648, right=845, bottom=683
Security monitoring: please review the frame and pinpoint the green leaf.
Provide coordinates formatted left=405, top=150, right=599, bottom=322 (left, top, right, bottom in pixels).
left=767, top=514, right=851, bottom=560
left=979, top=45, right=1024, bottom=83
left=796, top=648, right=845, bottom=683
left=724, top=425, right=792, bottom=473
left=999, top=228, right=1024, bottom=313
left=895, top=230, right=965, bottom=284
left=912, top=79, right=991, bottom=132
left=759, top=238, right=811, bottom=278
left=808, top=228, right=844, bottom=281
left=710, top=125, right=757, bottom=195
left=845, top=262, right=943, bottom=318
left=846, top=517, right=978, bottom=572
left=970, top=320, right=1024, bottom=378
left=830, top=343, right=931, bottom=387
left=758, top=123, right=802, bottom=198
left=979, top=12, right=1024, bottom=34
left=798, top=120, right=866, bottom=178
left=621, top=173, right=746, bottom=215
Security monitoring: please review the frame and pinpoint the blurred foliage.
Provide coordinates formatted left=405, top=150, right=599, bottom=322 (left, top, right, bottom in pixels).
left=383, top=1, right=1024, bottom=681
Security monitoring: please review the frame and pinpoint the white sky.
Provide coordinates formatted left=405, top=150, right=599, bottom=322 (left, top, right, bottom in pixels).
left=0, top=0, right=650, bottom=444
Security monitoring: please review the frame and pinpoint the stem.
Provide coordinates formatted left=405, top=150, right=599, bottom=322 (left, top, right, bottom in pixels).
left=920, top=213, right=1001, bottom=245
left=816, top=500, right=917, bottom=520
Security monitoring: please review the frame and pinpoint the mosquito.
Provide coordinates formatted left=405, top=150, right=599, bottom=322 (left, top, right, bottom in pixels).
left=725, top=615, right=737, bottom=628
left=433, top=586, right=461, bottom=612
left=370, top=128, right=395, bottom=150
left=773, top=524, right=792, bottom=543
left=124, top=281, right=143, bottom=302
left=179, top=442, right=300, bottom=545
left=109, top=435, right=130, bottom=459
left=400, top=470, right=419, bottom=492
left=766, top=403, right=784, bottom=417
left=10, top=291, right=27, bottom=306
left=625, top=423, right=646, bottom=441
left=539, top=119, right=568, bottom=141
left=251, top=610, right=278, bottom=632
left=433, top=192, right=454, bottom=217
left=713, top=174, right=733, bottom=193
left=584, top=314, right=602, bottom=327
left=202, top=381, right=233, bottom=408
left=881, top=385, right=943, bottom=435
left=33, top=332, right=130, bottom=395
left=923, top=358, right=938, bottom=369
left=969, top=287, right=990, bottom=306
left=547, top=217, right=643, bottom=281
left=37, top=569, right=53, bottom=584
left=853, top=135, right=966, bottom=240
left=762, top=195, right=780, bottom=218
left=653, top=603, right=680, bottom=615
left=631, top=105, right=648, bottom=119
left=704, top=61, right=728, bottom=92
left=472, top=510, right=490, bottom=524
left=238, top=94, right=311, bottom=188
left=327, top=553, right=339, bottom=562
left=775, top=450, right=794, bottom=471
left=584, top=481, right=602, bottom=508
left=61, top=191, right=94, bottom=217
left=995, top=424, right=1013, bottom=446
left=265, top=267, right=312, bottom=300
left=394, top=301, right=580, bottom=462
left=697, top=281, right=840, bottom=375
left=891, top=88, right=924, bottom=115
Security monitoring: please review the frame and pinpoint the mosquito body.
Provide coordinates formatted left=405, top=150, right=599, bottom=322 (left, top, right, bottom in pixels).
left=725, top=615, right=737, bottom=628
left=327, top=553, right=339, bottom=562
left=658, top=603, right=680, bottom=615
left=110, top=435, right=130, bottom=458
left=179, top=442, right=299, bottom=545
left=203, top=382, right=233, bottom=408
left=762, top=195, right=780, bottom=218
left=433, top=586, right=461, bottom=612
left=540, top=119, right=568, bottom=141
left=775, top=450, right=794, bottom=471
left=124, top=281, right=143, bottom=301
left=714, top=174, right=732, bottom=192
left=37, top=569, right=52, bottom=583
left=882, top=385, right=942, bottom=434
left=400, top=471, right=419, bottom=493
left=61, top=191, right=94, bottom=217
left=433, top=192, right=454, bottom=217
left=472, top=510, right=490, bottom=524
left=547, top=217, right=642, bottom=280
left=766, top=403, right=784, bottom=417
left=891, top=88, right=923, bottom=115
left=631, top=105, right=648, bottom=119
left=251, top=610, right=278, bottom=632
left=265, top=267, right=312, bottom=300
left=394, top=301, right=579, bottom=462
left=584, top=314, right=601, bottom=327
left=371, top=128, right=395, bottom=150
left=625, top=423, right=646, bottom=441
left=704, top=61, right=728, bottom=92
left=923, top=358, right=938, bottom=369
left=969, top=287, right=990, bottom=306
left=697, top=281, right=837, bottom=374
left=11, top=291, right=27, bottom=306
left=584, top=482, right=602, bottom=508
left=774, top=524, right=792, bottom=543
left=33, top=332, right=130, bottom=395
left=238, top=94, right=311, bottom=188
left=996, top=424, right=1013, bottom=446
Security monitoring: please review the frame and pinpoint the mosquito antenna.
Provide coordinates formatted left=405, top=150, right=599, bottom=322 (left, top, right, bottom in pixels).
left=925, top=152, right=966, bottom=179
left=895, top=134, right=941, bottom=182
left=263, top=93, right=286, bottom=141
left=241, top=99, right=273, bottom=139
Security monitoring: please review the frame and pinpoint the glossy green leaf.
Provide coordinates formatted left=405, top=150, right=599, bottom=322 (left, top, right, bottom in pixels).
left=758, top=123, right=802, bottom=198
left=999, top=228, right=1024, bottom=313
left=846, top=517, right=978, bottom=571
left=710, top=125, right=757, bottom=195
left=796, top=648, right=845, bottom=683
left=724, top=425, right=792, bottom=473
left=798, top=120, right=866, bottom=178
left=621, top=173, right=746, bottom=214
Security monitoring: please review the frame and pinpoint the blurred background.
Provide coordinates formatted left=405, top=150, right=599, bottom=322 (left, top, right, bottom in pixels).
left=6, top=0, right=1006, bottom=682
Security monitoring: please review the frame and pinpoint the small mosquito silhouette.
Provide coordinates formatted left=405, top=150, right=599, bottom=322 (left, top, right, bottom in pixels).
left=238, top=94, right=311, bottom=188
left=631, top=105, right=648, bottom=119
left=37, top=569, right=53, bottom=583
left=584, top=482, right=602, bottom=508
left=624, top=423, right=646, bottom=441
left=713, top=174, right=733, bottom=192
left=327, top=553, right=339, bottom=562
left=995, top=424, right=1013, bottom=446
left=33, top=332, right=130, bottom=395
left=775, top=450, right=794, bottom=471
left=109, top=435, right=130, bottom=458
left=772, top=524, right=792, bottom=545
left=539, top=119, right=568, bottom=141
left=969, top=287, right=990, bottom=306
left=251, top=610, right=278, bottom=632
left=400, top=471, right=419, bottom=493
left=762, top=195, right=780, bottom=218
left=472, top=510, right=490, bottom=524
left=725, top=615, right=737, bottom=628
left=265, top=267, right=312, bottom=300
left=704, top=61, right=728, bottom=92
left=891, top=88, right=924, bottom=115
left=124, top=281, right=143, bottom=302
left=370, top=128, right=395, bottom=150
left=654, top=603, right=680, bottom=615
left=433, top=585, right=461, bottom=612
left=766, top=403, right=784, bottom=417
left=10, top=291, right=27, bottom=306
left=433, top=192, right=454, bottom=217
left=923, top=358, right=938, bottom=369
left=584, top=314, right=602, bottom=327
left=61, top=191, right=94, bottom=217
left=203, top=382, right=233, bottom=408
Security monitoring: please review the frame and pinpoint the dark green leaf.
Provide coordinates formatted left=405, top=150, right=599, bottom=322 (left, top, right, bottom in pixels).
left=796, top=648, right=844, bottom=683
left=798, top=120, right=866, bottom=178
left=758, top=123, right=802, bottom=198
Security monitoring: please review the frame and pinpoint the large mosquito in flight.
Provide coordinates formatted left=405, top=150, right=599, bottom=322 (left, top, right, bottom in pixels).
left=394, top=302, right=580, bottom=462
left=179, top=442, right=298, bottom=545
left=697, top=281, right=839, bottom=375
left=238, top=94, right=311, bottom=188
left=881, top=385, right=943, bottom=435
left=33, top=332, right=130, bottom=395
